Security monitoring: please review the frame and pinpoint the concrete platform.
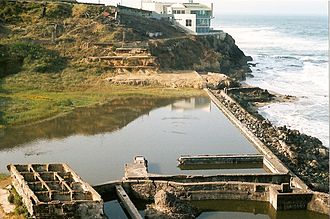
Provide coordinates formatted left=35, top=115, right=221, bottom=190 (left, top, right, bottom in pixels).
left=178, top=154, right=264, bottom=165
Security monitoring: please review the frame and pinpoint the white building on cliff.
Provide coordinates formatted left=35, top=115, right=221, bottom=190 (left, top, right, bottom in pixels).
left=141, top=0, right=214, bottom=35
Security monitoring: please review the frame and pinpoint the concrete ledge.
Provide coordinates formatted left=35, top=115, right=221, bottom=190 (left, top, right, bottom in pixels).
left=93, top=181, right=122, bottom=201
left=178, top=154, right=264, bottom=165
left=115, top=185, right=143, bottom=219
left=143, top=173, right=291, bottom=185
left=270, top=186, right=313, bottom=210
left=205, top=89, right=309, bottom=191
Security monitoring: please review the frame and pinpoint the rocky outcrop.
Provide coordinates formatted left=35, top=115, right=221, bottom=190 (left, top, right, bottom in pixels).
left=211, top=90, right=329, bottom=192
left=148, top=32, right=252, bottom=80
left=202, top=73, right=240, bottom=90
left=145, top=189, right=200, bottom=219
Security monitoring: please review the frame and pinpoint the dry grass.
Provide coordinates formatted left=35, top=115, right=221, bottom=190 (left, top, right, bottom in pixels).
left=0, top=174, right=10, bottom=188
left=0, top=1, right=204, bottom=128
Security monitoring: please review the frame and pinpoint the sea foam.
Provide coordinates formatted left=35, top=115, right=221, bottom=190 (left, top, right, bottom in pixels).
left=217, top=16, right=329, bottom=147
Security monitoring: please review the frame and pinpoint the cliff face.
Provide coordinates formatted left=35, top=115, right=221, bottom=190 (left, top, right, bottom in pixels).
left=149, top=33, right=252, bottom=80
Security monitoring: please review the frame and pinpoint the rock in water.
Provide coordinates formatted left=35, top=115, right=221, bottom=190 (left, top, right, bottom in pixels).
left=145, top=189, right=200, bottom=219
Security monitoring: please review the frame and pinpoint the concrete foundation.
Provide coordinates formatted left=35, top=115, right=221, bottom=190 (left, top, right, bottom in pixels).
left=94, top=157, right=329, bottom=216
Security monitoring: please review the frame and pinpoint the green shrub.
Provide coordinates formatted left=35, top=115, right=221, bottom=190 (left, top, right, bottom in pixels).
left=15, top=205, right=27, bottom=215
left=0, top=42, right=67, bottom=77
left=0, top=173, right=9, bottom=180
left=8, top=187, right=29, bottom=217
left=0, top=1, right=23, bottom=23
left=7, top=192, right=14, bottom=204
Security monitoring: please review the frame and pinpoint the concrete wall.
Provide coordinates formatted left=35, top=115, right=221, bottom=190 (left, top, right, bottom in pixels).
left=125, top=179, right=317, bottom=212
left=173, top=14, right=196, bottom=33
left=178, top=154, right=264, bottom=165
left=269, top=186, right=313, bottom=210
left=125, top=180, right=272, bottom=202
left=141, top=2, right=164, bottom=14
left=139, top=173, right=292, bottom=185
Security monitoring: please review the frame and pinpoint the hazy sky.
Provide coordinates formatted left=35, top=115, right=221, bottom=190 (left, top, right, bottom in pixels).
left=79, top=0, right=327, bottom=16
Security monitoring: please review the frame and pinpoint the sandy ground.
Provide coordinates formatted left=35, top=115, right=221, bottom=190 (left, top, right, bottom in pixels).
left=0, top=178, right=15, bottom=218
left=0, top=188, right=15, bottom=214
left=106, top=70, right=229, bottom=89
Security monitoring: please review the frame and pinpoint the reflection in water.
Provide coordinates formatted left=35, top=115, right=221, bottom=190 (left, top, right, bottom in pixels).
left=193, top=200, right=328, bottom=219
left=104, top=200, right=127, bottom=219
left=171, top=96, right=211, bottom=112
left=0, top=96, right=260, bottom=183
left=0, top=96, right=325, bottom=219
left=0, top=97, right=174, bottom=150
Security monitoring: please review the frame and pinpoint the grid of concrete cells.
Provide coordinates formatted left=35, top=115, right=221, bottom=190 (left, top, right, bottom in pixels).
left=8, top=164, right=103, bottom=218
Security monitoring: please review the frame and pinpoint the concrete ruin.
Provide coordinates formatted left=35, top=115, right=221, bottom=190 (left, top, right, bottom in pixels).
left=7, top=164, right=104, bottom=218
left=178, top=154, right=265, bottom=170
left=94, top=156, right=330, bottom=217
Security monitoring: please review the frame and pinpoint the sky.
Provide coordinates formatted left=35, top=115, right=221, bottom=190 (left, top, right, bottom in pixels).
left=78, top=0, right=327, bottom=16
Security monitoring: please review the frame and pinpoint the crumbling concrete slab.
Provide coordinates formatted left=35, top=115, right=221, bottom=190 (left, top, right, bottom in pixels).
left=125, top=156, right=149, bottom=178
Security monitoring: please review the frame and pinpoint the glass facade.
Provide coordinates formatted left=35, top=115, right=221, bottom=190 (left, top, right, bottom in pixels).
left=190, top=10, right=212, bottom=17
left=190, top=9, right=211, bottom=33
left=196, top=18, right=210, bottom=27
left=196, top=27, right=209, bottom=33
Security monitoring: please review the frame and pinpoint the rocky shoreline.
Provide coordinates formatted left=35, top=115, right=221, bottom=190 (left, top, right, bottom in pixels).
left=210, top=88, right=329, bottom=192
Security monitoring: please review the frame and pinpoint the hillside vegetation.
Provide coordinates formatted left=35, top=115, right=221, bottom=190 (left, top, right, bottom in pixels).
left=0, top=1, right=250, bottom=127
left=0, top=1, right=200, bottom=127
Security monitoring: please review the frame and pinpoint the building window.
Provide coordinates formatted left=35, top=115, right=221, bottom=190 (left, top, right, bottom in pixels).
left=173, top=10, right=185, bottom=14
left=186, top=19, right=192, bottom=27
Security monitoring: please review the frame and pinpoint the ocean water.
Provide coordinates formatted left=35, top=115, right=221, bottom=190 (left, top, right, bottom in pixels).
left=213, top=15, right=329, bottom=147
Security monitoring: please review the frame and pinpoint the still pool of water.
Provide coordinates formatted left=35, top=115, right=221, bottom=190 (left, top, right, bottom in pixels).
left=193, top=200, right=328, bottom=219
left=0, top=95, right=325, bottom=218
left=0, top=96, right=260, bottom=184
left=105, top=199, right=328, bottom=219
